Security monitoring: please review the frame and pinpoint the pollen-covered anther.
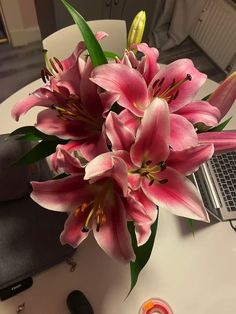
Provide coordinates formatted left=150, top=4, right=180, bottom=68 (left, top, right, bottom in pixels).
left=95, top=208, right=106, bottom=232
left=74, top=202, right=89, bottom=217
left=40, top=68, right=53, bottom=83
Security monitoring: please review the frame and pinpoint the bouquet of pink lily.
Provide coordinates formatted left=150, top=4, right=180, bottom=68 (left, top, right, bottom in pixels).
left=10, top=0, right=236, bottom=292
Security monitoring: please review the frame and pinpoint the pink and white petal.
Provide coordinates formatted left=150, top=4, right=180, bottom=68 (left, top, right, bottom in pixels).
left=135, top=223, right=152, bottom=246
left=125, top=192, right=152, bottom=224
left=198, top=131, right=236, bottom=154
left=170, top=114, right=198, bottom=151
left=175, top=101, right=221, bottom=127
left=85, top=152, right=128, bottom=196
left=129, top=189, right=158, bottom=222
left=99, top=91, right=120, bottom=116
left=60, top=209, right=90, bottom=248
left=56, top=149, right=83, bottom=174
left=57, top=63, right=82, bottom=95
left=80, top=58, right=104, bottom=117
left=84, top=152, right=113, bottom=178
left=94, top=194, right=135, bottom=263
left=135, top=43, right=159, bottom=85
left=36, top=109, right=91, bottom=140
left=131, top=98, right=170, bottom=167
left=118, top=109, right=140, bottom=136
left=149, top=59, right=207, bottom=112
left=59, top=41, right=86, bottom=70
left=91, top=63, right=149, bottom=116
left=79, top=132, right=109, bottom=161
left=142, top=168, right=209, bottom=222
left=106, top=111, right=135, bottom=151
left=50, top=141, right=83, bottom=172
left=31, top=174, right=93, bottom=212
left=113, top=150, right=141, bottom=190
left=11, top=87, right=61, bottom=121
left=121, top=50, right=139, bottom=69
left=167, top=144, right=214, bottom=175
left=208, top=71, right=236, bottom=119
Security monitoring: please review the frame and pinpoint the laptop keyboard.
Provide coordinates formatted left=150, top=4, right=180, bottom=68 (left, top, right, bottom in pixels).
left=210, top=151, right=236, bottom=212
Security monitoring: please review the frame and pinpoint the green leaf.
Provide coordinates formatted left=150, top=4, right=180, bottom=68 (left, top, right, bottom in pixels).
left=127, top=214, right=159, bottom=296
left=60, top=0, right=107, bottom=67
left=187, top=218, right=195, bottom=237
left=209, top=116, right=232, bottom=132
left=104, top=51, right=120, bottom=60
left=10, top=126, right=39, bottom=136
left=194, top=122, right=212, bottom=133
left=13, top=141, right=60, bottom=166
left=10, top=126, right=68, bottom=142
left=201, top=93, right=211, bottom=101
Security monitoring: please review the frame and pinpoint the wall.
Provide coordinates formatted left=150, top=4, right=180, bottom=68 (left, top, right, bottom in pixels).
left=0, top=0, right=41, bottom=46
left=19, top=0, right=38, bottom=28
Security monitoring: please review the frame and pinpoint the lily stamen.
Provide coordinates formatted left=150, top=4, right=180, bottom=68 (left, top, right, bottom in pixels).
left=153, top=74, right=192, bottom=102
left=82, top=208, right=94, bottom=232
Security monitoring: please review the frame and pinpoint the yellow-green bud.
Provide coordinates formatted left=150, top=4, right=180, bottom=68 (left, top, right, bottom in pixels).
left=127, top=10, right=146, bottom=50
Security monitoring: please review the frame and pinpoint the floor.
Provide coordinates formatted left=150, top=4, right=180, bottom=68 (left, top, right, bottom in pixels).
left=0, top=37, right=226, bottom=103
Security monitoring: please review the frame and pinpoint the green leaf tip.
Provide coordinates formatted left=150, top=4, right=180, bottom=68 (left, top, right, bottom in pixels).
left=60, top=0, right=107, bottom=67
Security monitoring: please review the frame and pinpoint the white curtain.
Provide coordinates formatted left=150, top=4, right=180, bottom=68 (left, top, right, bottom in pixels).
left=149, top=0, right=207, bottom=50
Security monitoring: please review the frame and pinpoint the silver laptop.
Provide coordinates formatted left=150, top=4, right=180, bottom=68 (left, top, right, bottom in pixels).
left=192, top=150, right=236, bottom=221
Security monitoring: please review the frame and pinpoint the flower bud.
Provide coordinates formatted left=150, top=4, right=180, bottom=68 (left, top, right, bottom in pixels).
left=208, top=71, right=236, bottom=119
left=127, top=11, right=146, bottom=50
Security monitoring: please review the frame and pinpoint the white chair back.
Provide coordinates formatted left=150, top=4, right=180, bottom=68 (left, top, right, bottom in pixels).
left=43, top=20, right=127, bottom=60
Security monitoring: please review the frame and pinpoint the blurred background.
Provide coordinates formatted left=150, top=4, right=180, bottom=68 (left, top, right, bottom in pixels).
left=0, top=0, right=236, bottom=103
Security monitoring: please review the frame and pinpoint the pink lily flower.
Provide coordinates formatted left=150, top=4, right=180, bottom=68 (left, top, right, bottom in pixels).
left=105, top=98, right=212, bottom=222
left=11, top=34, right=109, bottom=158
left=31, top=149, right=152, bottom=262
left=91, top=56, right=219, bottom=150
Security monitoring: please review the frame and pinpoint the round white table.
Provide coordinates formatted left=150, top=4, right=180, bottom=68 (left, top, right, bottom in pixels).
left=0, top=77, right=236, bottom=314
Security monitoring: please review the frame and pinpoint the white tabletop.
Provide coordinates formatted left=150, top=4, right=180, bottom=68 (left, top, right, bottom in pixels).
left=0, top=77, right=236, bottom=314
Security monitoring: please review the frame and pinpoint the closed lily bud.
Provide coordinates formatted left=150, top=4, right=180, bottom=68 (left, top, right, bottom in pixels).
left=208, top=71, right=236, bottom=119
left=127, top=10, right=146, bottom=50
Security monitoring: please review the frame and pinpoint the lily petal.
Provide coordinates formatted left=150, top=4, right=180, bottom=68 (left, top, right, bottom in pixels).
left=91, top=63, right=149, bottom=116
left=142, top=167, right=209, bottom=222
left=31, top=174, right=93, bottom=212
left=11, top=87, right=63, bottom=121
left=50, top=141, right=83, bottom=172
left=36, top=109, right=92, bottom=140
left=106, top=111, right=135, bottom=151
left=94, top=194, right=135, bottom=263
left=79, top=132, right=109, bottom=161
left=135, top=43, right=160, bottom=85
left=55, top=149, right=83, bottom=174
left=170, top=114, right=198, bottom=150
left=198, top=131, right=236, bottom=154
left=167, top=144, right=214, bottom=175
left=208, top=71, right=236, bottom=119
left=60, top=208, right=90, bottom=248
left=118, top=109, right=140, bottom=137
left=131, top=98, right=170, bottom=166
left=149, top=58, right=207, bottom=112
left=175, top=101, right=221, bottom=127
left=84, top=152, right=128, bottom=196
left=80, top=58, right=104, bottom=117
left=129, top=189, right=158, bottom=222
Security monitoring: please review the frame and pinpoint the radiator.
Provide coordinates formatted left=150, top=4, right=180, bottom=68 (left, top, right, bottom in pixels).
left=190, top=0, right=236, bottom=72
